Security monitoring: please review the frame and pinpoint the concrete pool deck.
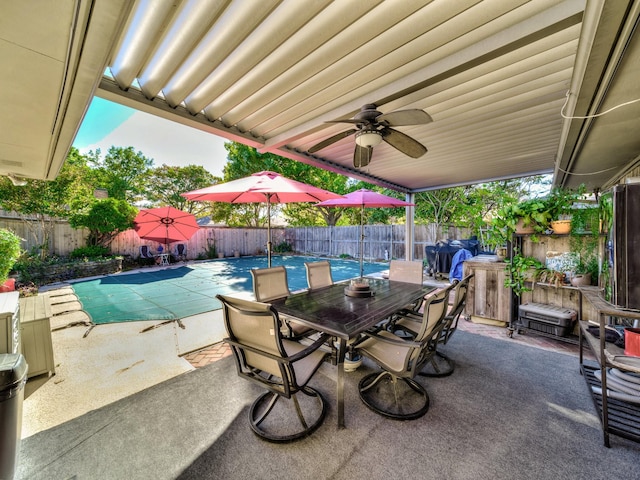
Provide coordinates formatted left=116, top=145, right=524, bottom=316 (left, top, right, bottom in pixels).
left=21, top=259, right=386, bottom=437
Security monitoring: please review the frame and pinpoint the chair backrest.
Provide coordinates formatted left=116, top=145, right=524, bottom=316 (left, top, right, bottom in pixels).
left=305, top=261, right=333, bottom=290
left=174, top=244, right=186, bottom=256
left=140, top=245, right=152, bottom=258
left=406, top=285, right=453, bottom=376
left=389, top=260, right=423, bottom=285
left=251, top=266, right=291, bottom=302
left=441, top=273, right=474, bottom=344
left=217, top=294, right=293, bottom=396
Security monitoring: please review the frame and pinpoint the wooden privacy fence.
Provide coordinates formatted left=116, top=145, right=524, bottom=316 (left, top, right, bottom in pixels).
left=1, top=211, right=471, bottom=261
left=110, top=227, right=286, bottom=259
left=285, top=224, right=471, bottom=262
left=0, top=211, right=86, bottom=256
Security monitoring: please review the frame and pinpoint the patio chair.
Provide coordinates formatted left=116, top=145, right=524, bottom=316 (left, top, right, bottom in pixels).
left=392, top=274, right=474, bottom=377
left=217, top=294, right=330, bottom=442
left=353, top=285, right=452, bottom=420
left=388, top=259, right=425, bottom=313
left=173, top=243, right=187, bottom=261
left=251, top=266, right=315, bottom=339
left=304, top=260, right=333, bottom=290
left=139, top=245, right=154, bottom=259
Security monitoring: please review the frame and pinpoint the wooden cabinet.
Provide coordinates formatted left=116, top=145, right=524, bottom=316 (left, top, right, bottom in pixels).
left=464, top=260, right=510, bottom=325
left=19, top=295, right=55, bottom=378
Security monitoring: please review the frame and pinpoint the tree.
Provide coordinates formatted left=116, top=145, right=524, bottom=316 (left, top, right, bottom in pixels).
left=213, top=142, right=353, bottom=227
left=414, top=176, right=550, bottom=244
left=0, top=147, right=94, bottom=257
left=68, top=198, right=138, bottom=247
left=88, top=146, right=154, bottom=203
left=145, top=164, right=219, bottom=214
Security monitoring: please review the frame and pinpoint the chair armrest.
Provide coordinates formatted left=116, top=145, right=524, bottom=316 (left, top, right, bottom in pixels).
left=287, top=333, right=331, bottom=363
left=355, top=329, right=422, bottom=349
left=225, top=333, right=331, bottom=365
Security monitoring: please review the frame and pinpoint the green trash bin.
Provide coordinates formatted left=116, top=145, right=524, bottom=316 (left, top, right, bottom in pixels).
left=0, top=354, right=28, bottom=480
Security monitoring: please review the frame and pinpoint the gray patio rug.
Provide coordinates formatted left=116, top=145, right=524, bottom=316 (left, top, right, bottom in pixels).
left=17, top=330, right=640, bottom=480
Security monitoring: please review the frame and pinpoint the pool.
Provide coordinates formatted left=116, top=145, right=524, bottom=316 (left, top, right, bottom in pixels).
left=71, top=256, right=388, bottom=325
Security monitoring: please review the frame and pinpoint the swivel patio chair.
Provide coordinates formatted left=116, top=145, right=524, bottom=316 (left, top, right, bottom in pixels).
left=217, top=294, right=330, bottom=442
left=251, top=266, right=315, bottom=339
left=392, top=274, right=473, bottom=377
left=304, top=260, right=333, bottom=290
left=388, top=259, right=425, bottom=313
left=353, top=285, right=452, bottom=420
left=139, top=245, right=155, bottom=259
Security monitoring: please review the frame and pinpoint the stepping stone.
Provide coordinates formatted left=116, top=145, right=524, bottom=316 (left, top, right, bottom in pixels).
left=50, top=310, right=92, bottom=330
left=50, top=301, right=83, bottom=316
left=47, top=294, right=78, bottom=305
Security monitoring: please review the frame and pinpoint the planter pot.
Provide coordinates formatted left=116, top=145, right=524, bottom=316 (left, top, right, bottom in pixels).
left=570, top=273, right=591, bottom=287
left=234, top=251, right=240, bottom=258
left=217, top=252, right=224, bottom=258
left=0, top=278, right=16, bottom=292
left=550, top=220, right=571, bottom=234
left=515, top=219, right=535, bottom=234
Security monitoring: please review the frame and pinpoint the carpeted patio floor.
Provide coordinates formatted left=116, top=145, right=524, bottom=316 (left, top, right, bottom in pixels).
left=17, top=330, right=639, bottom=480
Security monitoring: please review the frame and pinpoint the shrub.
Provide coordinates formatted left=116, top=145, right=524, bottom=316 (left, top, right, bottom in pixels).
left=69, top=245, right=111, bottom=259
left=0, top=228, right=22, bottom=283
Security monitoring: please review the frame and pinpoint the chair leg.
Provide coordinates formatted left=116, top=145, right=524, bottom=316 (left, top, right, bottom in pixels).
left=419, top=351, right=454, bottom=377
left=249, top=387, right=327, bottom=443
left=358, top=371, right=430, bottom=420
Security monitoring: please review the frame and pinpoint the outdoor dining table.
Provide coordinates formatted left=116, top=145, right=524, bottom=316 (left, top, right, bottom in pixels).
left=272, top=277, right=435, bottom=428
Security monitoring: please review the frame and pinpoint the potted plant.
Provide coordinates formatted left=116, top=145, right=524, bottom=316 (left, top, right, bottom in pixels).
left=0, top=228, right=22, bottom=292
left=489, top=198, right=552, bottom=244
left=546, top=185, right=585, bottom=234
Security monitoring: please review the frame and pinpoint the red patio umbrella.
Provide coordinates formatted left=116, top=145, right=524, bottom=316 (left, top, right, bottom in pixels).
left=181, top=171, right=343, bottom=267
left=316, top=189, right=415, bottom=278
left=134, top=206, right=200, bottom=253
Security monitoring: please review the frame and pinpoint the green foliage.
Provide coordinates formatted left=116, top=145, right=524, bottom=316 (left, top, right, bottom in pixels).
left=0, top=228, right=22, bottom=283
left=88, top=146, right=153, bottom=203
left=504, top=252, right=544, bottom=297
left=546, top=185, right=585, bottom=220
left=489, top=198, right=551, bottom=246
left=0, top=147, right=95, bottom=258
left=202, top=238, right=217, bottom=259
left=146, top=164, right=219, bottom=214
left=68, top=198, right=138, bottom=247
left=273, top=241, right=292, bottom=253
left=219, top=142, right=352, bottom=227
left=69, top=245, right=111, bottom=259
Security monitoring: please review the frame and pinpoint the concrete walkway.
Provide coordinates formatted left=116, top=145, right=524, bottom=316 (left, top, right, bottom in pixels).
left=22, top=265, right=231, bottom=438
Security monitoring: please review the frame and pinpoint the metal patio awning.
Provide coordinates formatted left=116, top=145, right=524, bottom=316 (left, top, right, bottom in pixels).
left=2, top=1, right=640, bottom=193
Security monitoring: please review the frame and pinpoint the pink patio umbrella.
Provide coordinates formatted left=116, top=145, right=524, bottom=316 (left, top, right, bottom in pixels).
left=134, top=206, right=200, bottom=253
left=316, top=189, right=415, bottom=278
left=181, top=171, right=343, bottom=267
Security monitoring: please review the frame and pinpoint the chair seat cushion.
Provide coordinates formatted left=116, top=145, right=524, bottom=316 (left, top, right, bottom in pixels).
left=283, top=340, right=327, bottom=387
left=358, top=331, right=411, bottom=374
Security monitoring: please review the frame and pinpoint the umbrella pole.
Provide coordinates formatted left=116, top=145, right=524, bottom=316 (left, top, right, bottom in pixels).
left=359, top=206, right=365, bottom=279
left=267, top=198, right=272, bottom=268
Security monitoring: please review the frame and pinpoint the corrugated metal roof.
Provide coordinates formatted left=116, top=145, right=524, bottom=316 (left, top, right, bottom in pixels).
left=3, top=0, right=640, bottom=192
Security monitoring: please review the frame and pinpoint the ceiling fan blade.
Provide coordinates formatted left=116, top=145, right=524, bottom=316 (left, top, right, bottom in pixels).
left=308, top=129, right=357, bottom=153
left=382, top=128, right=427, bottom=158
left=353, top=145, right=372, bottom=168
left=376, top=109, right=432, bottom=126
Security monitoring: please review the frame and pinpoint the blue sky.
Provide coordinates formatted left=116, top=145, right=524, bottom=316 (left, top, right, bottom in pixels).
left=73, top=97, right=229, bottom=176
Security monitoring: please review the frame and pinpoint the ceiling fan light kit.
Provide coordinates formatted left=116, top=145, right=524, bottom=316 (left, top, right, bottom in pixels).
left=309, top=104, right=432, bottom=168
left=355, top=130, right=383, bottom=148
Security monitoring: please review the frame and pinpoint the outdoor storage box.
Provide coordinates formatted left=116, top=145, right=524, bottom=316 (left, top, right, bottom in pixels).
left=518, top=302, right=577, bottom=337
